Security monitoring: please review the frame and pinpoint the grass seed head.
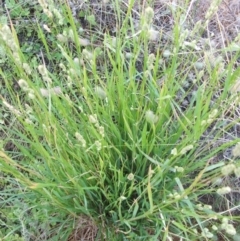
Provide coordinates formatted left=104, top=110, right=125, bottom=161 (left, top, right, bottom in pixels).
left=127, top=173, right=134, bottom=181
left=95, top=141, right=102, bottom=151
left=232, top=143, right=240, bottom=157
left=75, top=132, right=86, bottom=148
left=22, top=63, right=32, bottom=75
left=145, top=110, right=158, bottom=124
left=201, top=228, right=214, bottom=238
left=221, top=164, right=235, bottom=176
left=38, top=65, right=48, bottom=76
left=180, top=145, right=193, bottom=155
left=217, top=186, right=231, bottom=195
left=18, top=79, right=29, bottom=92
left=144, top=7, right=154, bottom=24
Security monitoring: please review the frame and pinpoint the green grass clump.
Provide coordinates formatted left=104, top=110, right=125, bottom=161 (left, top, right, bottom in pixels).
left=0, top=0, right=240, bottom=240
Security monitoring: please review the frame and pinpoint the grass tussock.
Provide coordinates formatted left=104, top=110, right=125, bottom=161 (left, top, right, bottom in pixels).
left=0, top=0, right=240, bottom=240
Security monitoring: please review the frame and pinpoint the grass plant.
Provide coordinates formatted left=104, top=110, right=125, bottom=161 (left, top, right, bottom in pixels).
left=0, top=0, right=240, bottom=240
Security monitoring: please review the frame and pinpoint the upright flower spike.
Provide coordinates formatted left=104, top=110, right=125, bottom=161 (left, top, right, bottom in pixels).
left=75, top=132, right=86, bottom=148
left=22, top=63, right=32, bottom=75
left=0, top=25, right=12, bottom=42
left=147, top=53, right=155, bottom=70
left=98, top=126, right=105, bottom=138
left=144, top=7, right=154, bottom=24
left=95, top=141, right=102, bottom=151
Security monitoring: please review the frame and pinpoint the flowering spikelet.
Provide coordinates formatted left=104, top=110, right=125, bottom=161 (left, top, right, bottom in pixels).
left=89, top=114, right=98, bottom=124
left=180, top=145, right=193, bottom=155
left=0, top=25, right=19, bottom=53
left=42, top=76, right=52, bottom=84
left=221, top=163, right=235, bottom=176
left=201, top=228, right=214, bottom=238
left=0, top=25, right=12, bottom=42
left=225, top=224, right=236, bottom=236
left=18, top=79, right=29, bottom=92
left=38, top=65, right=48, bottom=76
left=147, top=53, right=155, bottom=70
left=98, top=126, right=105, bottom=138
left=234, top=166, right=240, bottom=177
left=40, top=86, right=62, bottom=97
left=205, top=0, right=221, bottom=20
left=145, top=110, right=158, bottom=124
left=38, top=0, right=53, bottom=18
left=175, top=166, right=184, bottom=173
left=52, top=8, right=64, bottom=25
left=232, top=142, right=240, bottom=157
left=221, top=218, right=237, bottom=236
left=28, top=91, right=35, bottom=99
left=43, top=8, right=53, bottom=18
left=3, top=100, right=21, bottom=116
left=59, top=63, right=66, bottom=71
left=43, top=24, right=51, bottom=33
left=209, top=109, right=218, bottom=118
left=75, top=132, right=86, bottom=148
left=38, top=0, right=47, bottom=9
left=95, top=141, right=102, bottom=151
left=217, top=186, right=231, bottom=195
left=22, top=63, right=32, bottom=75
left=144, top=7, right=154, bottom=24
left=171, top=148, right=177, bottom=156
left=127, top=173, right=134, bottom=181
left=68, top=29, right=74, bottom=41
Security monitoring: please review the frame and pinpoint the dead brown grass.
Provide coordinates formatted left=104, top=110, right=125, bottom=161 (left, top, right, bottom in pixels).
left=190, top=0, right=240, bottom=47
left=67, top=216, right=98, bottom=241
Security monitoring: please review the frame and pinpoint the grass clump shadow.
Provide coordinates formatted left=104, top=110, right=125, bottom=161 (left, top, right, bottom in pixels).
left=0, top=0, right=240, bottom=240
